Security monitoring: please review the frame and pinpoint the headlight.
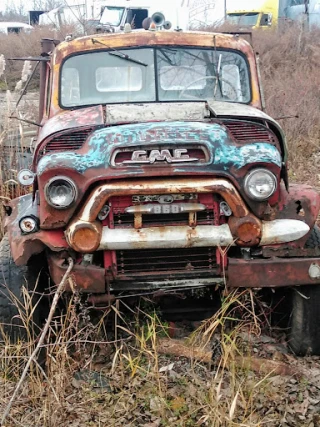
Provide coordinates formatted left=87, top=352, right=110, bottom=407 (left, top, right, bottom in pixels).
left=244, top=169, right=277, bottom=201
left=45, top=177, right=77, bottom=209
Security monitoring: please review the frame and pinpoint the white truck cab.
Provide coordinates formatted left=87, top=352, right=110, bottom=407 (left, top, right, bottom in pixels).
left=99, top=0, right=189, bottom=31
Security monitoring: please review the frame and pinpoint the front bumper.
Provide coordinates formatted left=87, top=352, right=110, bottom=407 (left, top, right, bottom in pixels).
left=65, top=177, right=309, bottom=252
left=48, top=252, right=320, bottom=292
left=97, top=219, right=309, bottom=250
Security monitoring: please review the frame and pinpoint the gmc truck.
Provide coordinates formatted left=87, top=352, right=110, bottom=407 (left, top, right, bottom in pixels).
left=2, top=25, right=320, bottom=355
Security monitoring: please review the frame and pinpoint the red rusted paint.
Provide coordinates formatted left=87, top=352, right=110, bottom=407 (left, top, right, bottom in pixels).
left=36, top=105, right=104, bottom=155
left=228, top=258, right=320, bottom=287
left=228, top=215, right=261, bottom=246
left=4, top=196, right=68, bottom=265
left=47, top=253, right=106, bottom=293
left=263, top=183, right=320, bottom=247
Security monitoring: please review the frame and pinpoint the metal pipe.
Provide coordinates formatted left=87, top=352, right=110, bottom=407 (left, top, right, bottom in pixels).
left=79, top=177, right=249, bottom=222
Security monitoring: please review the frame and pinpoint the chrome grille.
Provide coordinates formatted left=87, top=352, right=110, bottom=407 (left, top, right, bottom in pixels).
left=116, top=247, right=217, bottom=275
left=113, top=209, right=215, bottom=228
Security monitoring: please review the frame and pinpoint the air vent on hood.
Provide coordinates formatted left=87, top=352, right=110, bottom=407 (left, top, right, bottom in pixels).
left=42, top=128, right=93, bottom=154
left=223, top=121, right=277, bottom=143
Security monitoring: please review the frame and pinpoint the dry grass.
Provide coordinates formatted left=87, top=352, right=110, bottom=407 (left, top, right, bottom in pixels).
left=0, top=290, right=292, bottom=426
left=254, top=26, right=320, bottom=187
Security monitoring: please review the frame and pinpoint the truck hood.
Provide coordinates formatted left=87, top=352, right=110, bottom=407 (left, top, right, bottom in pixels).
left=36, top=120, right=282, bottom=228
left=37, top=120, right=282, bottom=179
left=40, top=102, right=286, bottom=159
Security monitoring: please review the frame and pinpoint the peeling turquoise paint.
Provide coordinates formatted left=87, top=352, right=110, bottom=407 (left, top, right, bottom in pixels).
left=37, top=121, right=281, bottom=175
left=214, top=143, right=281, bottom=170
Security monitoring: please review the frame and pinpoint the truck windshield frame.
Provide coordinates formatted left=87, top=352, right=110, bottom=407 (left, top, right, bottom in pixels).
left=59, top=47, right=252, bottom=108
left=227, top=13, right=260, bottom=27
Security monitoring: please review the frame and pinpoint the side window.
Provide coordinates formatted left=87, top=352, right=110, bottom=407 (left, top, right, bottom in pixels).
left=128, top=8, right=149, bottom=28
left=290, top=0, right=306, bottom=5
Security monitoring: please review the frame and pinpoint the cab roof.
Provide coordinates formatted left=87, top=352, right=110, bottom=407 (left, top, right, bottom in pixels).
left=52, top=30, right=254, bottom=63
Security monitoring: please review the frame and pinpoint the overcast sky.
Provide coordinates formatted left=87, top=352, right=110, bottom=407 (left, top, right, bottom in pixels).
left=1, top=0, right=34, bottom=13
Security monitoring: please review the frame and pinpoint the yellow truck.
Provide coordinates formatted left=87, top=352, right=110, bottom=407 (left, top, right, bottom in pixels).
left=226, top=0, right=285, bottom=29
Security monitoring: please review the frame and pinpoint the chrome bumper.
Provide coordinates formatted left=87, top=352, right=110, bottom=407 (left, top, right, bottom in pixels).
left=96, top=220, right=309, bottom=251
left=65, top=177, right=310, bottom=253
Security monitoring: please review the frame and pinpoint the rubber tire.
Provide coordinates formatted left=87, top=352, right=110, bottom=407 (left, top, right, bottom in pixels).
left=289, top=225, right=320, bottom=356
left=0, top=234, right=42, bottom=342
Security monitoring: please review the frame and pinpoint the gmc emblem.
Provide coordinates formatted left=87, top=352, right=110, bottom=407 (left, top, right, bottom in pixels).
left=123, top=149, right=198, bottom=164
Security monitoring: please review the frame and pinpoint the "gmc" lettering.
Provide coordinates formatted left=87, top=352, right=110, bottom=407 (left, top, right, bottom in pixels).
left=123, top=149, right=198, bottom=164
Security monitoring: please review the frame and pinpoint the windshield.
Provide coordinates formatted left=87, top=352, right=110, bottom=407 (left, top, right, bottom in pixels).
left=227, top=13, right=259, bottom=26
left=60, top=47, right=251, bottom=107
left=100, top=7, right=124, bottom=26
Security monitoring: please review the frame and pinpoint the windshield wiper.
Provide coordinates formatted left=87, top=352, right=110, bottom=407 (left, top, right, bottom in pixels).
left=91, top=38, right=148, bottom=67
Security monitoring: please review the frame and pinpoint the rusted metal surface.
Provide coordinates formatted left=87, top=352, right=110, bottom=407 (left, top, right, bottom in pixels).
left=65, top=177, right=250, bottom=252
left=96, top=224, right=235, bottom=251
left=78, top=177, right=249, bottom=221
left=228, top=258, right=320, bottom=288
left=105, top=102, right=209, bottom=123
left=228, top=215, right=261, bottom=246
left=262, top=246, right=320, bottom=258
left=47, top=253, right=105, bottom=293
left=206, top=100, right=287, bottom=161
left=68, top=220, right=102, bottom=253
left=4, top=194, right=68, bottom=265
left=5, top=28, right=320, bottom=295
left=263, top=183, right=320, bottom=248
left=37, top=105, right=104, bottom=146
left=35, top=120, right=283, bottom=228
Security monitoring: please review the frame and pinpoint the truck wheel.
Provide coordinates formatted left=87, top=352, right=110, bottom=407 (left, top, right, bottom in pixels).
left=289, top=226, right=320, bottom=356
left=0, top=234, right=43, bottom=342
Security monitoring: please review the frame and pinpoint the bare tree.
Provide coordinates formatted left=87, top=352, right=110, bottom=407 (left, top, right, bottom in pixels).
left=32, top=0, right=63, bottom=11
left=0, top=0, right=27, bottom=21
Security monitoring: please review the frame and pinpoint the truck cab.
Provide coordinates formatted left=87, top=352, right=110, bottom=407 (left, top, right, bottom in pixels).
left=99, top=0, right=189, bottom=32
left=226, top=0, right=278, bottom=28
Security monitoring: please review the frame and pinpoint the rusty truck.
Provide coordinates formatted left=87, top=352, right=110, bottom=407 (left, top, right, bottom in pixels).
left=2, top=22, right=320, bottom=355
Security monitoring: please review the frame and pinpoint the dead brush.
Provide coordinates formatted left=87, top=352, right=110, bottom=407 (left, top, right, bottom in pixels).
left=103, top=293, right=274, bottom=426
left=0, top=275, right=117, bottom=425
left=0, top=60, right=38, bottom=239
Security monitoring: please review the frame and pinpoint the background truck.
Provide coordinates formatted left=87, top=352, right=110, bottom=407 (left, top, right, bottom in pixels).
left=36, top=0, right=190, bottom=34
left=226, top=0, right=280, bottom=28
left=226, top=0, right=320, bottom=29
